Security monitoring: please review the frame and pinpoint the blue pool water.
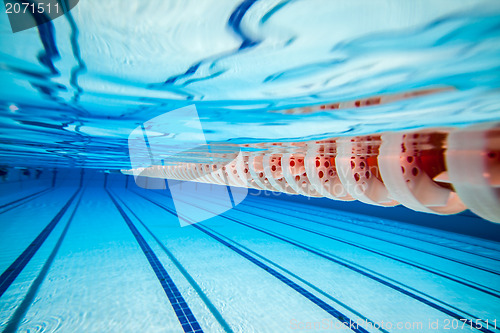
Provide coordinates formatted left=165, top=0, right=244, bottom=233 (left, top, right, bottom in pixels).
left=0, top=0, right=500, bottom=168
left=1, top=1, right=500, bottom=332
left=0, top=171, right=500, bottom=333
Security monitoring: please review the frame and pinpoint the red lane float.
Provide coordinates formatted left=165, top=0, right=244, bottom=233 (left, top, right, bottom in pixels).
left=123, top=124, right=500, bottom=223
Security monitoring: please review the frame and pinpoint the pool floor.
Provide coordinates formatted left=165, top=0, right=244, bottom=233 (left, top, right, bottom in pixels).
left=0, top=172, right=499, bottom=333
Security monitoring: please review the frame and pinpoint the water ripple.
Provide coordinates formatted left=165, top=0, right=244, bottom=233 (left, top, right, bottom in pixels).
left=0, top=0, right=499, bottom=168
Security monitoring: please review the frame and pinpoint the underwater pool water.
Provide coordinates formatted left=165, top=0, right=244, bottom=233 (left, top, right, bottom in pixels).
left=1, top=0, right=500, bottom=332
left=0, top=0, right=500, bottom=168
left=0, top=171, right=499, bottom=333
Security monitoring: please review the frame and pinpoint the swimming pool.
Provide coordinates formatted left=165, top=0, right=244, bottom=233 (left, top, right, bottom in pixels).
left=1, top=1, right=500, bottom=332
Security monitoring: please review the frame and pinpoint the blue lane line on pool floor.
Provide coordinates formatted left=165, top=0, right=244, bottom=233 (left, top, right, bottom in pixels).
left=217, top=213, right=493, bottom=333
left=248, top=194, right=500, bottom=255
left=2, top=189, right=85, bottom=333
left=0, top=189, right=79, bottom=298
left=198, top=223, right=390, bottom=333
left=158, top=189, right=500, bottom=298
left=0, top=188, right=50, bottom=210
left=107, top=190, right=204, bottom=333
left=219, top=199, right=500, bottom=298
left=111, top=190, right=234, bottom=333
left=0, top=188, right=53, bottom=215
left=243, top=194, right=500, bottom=262
left=155, top=186, right=500, bottom=260
left=132, top=190, right=370, bottom=333
left=194, top=225, right=368, bottom=333
left=136, top=189, right=496, bottom=333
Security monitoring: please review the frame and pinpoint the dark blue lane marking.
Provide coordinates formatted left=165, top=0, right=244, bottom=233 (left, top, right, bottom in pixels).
left=0, top=190, right=54, bottom=216
left=133, top=190, right=369, bottom=333
left=154, top=190, right=500, bottom=296
left=192, top=225, right=371, bottom=333
left=107, top=191, right=204, bottom=333
left=128, top=190, right=386, bottom=333
left=0, top=188, right=51, bottom=210
left=217, top=159, right=236, bottom=208
left=2, top=190, right=84, bottom=333
left=0, top=189, right=79, bottom=298
left=79, top=169, right=84, bottom=188
left=198, top=223, right=390, bottom=333
left=248, top=194, right=500, bottom=256
left=219, top=200, right=500, bottom=298
left=242, top=195, right=500, bottom=269
left=136, top=190, right=495, bottom=333
left=219, top=216, right=495, bottom=333
left=156, top=187, right=500, bottom=258
left=51, top=170, right=57, bottom=187
left=112, top=190, right=234, bottom=333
